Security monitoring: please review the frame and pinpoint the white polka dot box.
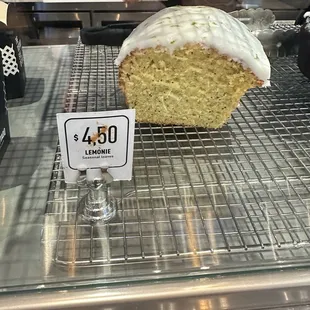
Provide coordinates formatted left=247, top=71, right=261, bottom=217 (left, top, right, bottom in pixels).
left=0, top=2, right=23, bottom=163
left=0, top=30, right=26, bottom=100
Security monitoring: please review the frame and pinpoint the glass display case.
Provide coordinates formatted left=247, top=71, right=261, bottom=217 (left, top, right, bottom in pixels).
left=1, top=1, right=310, bottom=309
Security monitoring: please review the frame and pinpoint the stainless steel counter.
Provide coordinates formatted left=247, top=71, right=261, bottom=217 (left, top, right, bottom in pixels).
left=4, top=270, right=310, bottom=309
left=5, top=1, right=306, bottom=46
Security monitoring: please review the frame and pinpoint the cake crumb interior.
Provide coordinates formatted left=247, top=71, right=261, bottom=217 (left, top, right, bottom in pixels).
left=119, top=44, right=260, bottom=128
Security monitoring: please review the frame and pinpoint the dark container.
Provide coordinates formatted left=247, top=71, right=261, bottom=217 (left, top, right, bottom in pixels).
left=0, top=49, right=6, bottom=114
left=0, top=110, right=10, bottom=164
left=0, top=49, right=10, bottom=163
left=0, top=3, right=26, bottom=100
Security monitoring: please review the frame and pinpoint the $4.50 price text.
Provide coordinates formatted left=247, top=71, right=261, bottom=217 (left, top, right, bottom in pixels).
left=73, top=125, right=117, bottom=146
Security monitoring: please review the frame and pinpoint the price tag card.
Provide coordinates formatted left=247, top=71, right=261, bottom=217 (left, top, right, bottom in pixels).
left=57, top=109, right=136, bottom=183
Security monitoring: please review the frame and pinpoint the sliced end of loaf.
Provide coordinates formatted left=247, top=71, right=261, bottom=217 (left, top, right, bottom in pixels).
left=119, top=44, right=261, bottom=128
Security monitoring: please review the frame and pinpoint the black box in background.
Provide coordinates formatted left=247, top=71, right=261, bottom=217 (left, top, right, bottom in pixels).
left=0, top=30, right=26, bottom=100
left=0, top=48, right=10, bottom=163
left=0, top=49, right=6, bottom=114
left=0, top=110, right=10, bottom=164
left=0, top=3, right=26, bottom=100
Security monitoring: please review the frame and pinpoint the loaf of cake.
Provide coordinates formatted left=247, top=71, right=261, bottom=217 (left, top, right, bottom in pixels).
left=115, top=6, right=270, bottom=128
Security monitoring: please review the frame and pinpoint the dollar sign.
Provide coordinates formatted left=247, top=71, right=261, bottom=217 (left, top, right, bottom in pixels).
left=74, top=134, right=78, bottom=142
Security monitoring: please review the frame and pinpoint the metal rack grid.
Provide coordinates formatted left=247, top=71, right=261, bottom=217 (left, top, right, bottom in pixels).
left=270, top=21, right=300, bottom=31
left=42, top=41, right=310, bottom=278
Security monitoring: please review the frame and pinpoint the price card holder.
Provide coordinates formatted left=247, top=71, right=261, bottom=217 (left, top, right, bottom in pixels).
left=57, top=109, right=136, bottom=183
left=57, top=110, right=135, bottom=223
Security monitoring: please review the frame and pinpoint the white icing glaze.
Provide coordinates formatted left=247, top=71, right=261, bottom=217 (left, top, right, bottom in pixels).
left=115, top=6, right=271, bottom=86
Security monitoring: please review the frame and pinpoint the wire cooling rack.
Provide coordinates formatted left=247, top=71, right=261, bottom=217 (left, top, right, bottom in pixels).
left=42, top=40, right=310, bottom=279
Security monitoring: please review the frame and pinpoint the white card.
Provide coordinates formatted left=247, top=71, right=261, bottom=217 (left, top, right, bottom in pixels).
left=57, top=109, right=136, bottom=183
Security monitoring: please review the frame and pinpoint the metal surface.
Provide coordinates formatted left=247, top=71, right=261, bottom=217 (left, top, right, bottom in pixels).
left=242, top=0, right=310, bottom=10
left=34, top=12, right=91, bottom=27
left=11, top=1, right=305, bottom=46
left=92, top=12, right=156, bottom=26
left=78, top=170, right=117, bottom=223
left=38, top=38, right=310, bottom=287
left=32, top=11, right=90, bottom=45
left=4, top=270, right=310, bottom=309
left=33, top=2, right=166, bottom=10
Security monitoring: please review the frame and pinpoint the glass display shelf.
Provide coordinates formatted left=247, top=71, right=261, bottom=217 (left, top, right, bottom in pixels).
left=2, top=24, right=310, bottom=299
